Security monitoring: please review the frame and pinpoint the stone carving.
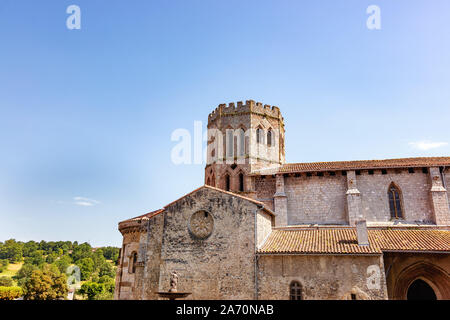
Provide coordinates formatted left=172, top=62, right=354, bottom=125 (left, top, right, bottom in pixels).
left=169, top=271, right=178, bottom=293
left=190, top=210, right=214, bottom=239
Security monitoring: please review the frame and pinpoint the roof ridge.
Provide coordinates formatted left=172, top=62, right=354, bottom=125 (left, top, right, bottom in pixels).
left=284, top=156, right=450, bottom=166
left=119, top=185, right=276, bottom=225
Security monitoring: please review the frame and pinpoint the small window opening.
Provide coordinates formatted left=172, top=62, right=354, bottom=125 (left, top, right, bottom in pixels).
left=239, top=173, right=244, bottom=192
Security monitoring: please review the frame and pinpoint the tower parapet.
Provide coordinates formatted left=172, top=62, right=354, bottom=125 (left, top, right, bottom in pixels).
left=208, top=99, right=282, bottom=124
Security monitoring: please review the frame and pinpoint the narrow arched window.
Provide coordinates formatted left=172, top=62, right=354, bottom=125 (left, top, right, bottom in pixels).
left=225, top=174, right=230, bottom=191
left=238, top=128, right=245, bottom=156
left=267, top=129, right=272, bottom=147
left=129, top=251, right=137, bottom=274
left=239, top=173, right=244, bottom=192
left=206, top=177, right=210, bottom=186
left=256, top=128, right=262, bottom=144
left=290, top=281, right=302, bottom=300
left=388, top=183, right=403, bottom=219
left=226, top=129, right=233, bottom=157
left=211, top=174, right=215, bottom=187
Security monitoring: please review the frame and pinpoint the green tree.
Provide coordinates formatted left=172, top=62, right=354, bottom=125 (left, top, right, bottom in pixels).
left=23, top=265, right=68, bottom=300
left=92, top=249, right=106, bottom=269
left=99, top=276, right=115, bottom=293
left=0, top=259, right=9, bottom=273
left=0, top=277, right=13, bottom=286
left=24, top=250, right=45, bottom=267
left=22, top=241, right=39, bottom=257
left=77, top=257, right=94, bottom=281
left=46, top=252, right=59, bottom=264
left=102, top=247, right=120, bottom=264
left=54, top=255, right=72, bottom=274
left=77, top=281, right=104, bottom=300
left=71, top=242, right=92, bottom=262
left=0, top=286, right=23, bottom=300
left=14, top=263, right=38, bottom=288
left=0, top=239, right=23, bottom=263
left=98, top=261, right=115, bottom=278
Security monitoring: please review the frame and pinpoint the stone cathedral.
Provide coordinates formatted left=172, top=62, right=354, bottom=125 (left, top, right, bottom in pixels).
left=115, top=100, right=450, bottom=300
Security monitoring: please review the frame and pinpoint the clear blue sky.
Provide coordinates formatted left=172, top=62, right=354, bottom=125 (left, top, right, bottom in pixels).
left=1, top=1, right=449, bottom=246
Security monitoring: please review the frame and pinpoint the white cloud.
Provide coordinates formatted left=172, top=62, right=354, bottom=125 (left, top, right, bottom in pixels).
left=73, top=197, right=100, bottom=207
left=409, top=141, right=448, bottom=151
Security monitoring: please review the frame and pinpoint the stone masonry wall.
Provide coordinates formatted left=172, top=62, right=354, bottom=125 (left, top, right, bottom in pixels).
left=155, top=188, right=260, bottom=300
left=357, top=169, right=434, bottom=223
left=445, top=168, right=450, bottom=194
left=253, top=168, right=442, bottom=225
left=115, top=230, right=141, bottom=300
left=139, top=214, right=165, bottom=300
left=257, top=254, right=388, bottom=300
left=255, top=176, right=276, bottom=211
left=256, top=211, right=273, bottom=248
left=284, top=174, right=347, bottom=225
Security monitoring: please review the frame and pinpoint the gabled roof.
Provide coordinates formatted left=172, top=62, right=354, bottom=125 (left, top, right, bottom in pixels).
left=257, top=228, right=450, bottom=255
left=251, top=157, right=450, bottom=175
left=163, top=185, right=274, bottom=216
left=118, top=185, right=275, bottom=230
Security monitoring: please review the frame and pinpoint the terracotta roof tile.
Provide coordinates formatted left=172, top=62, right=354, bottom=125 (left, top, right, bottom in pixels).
left=119, top=209, right=164, bottom=225
left=253, top=157, right=450, bottom=175
left=257, top=228, right=450, bottom=254
left=370, top=229, right=450, bottom=252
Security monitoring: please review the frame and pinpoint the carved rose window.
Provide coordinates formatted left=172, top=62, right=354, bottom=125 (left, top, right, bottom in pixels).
left=189, top=210, right=214, bottom=239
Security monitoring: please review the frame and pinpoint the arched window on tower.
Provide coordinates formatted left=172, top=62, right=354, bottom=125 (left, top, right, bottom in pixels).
left=239, top=172, right=244, bottom=192
left=388, top=183, right=403, bottom=219
left=267, top=129, right=272, bottom=147
left=290, top=281, right=302, bottom=300
left=226, top=129, right=234, bottom=157
left=211, top=174, right=216, bottom=187
left=225, top=174, right=231, bottom=191
left=129, top=251, right=137, bottom=274
left=206, top=177, right=210, bottom=186
left=238, top=128, right=245, bottom=156
left=256, top=128, right=262, bottom=144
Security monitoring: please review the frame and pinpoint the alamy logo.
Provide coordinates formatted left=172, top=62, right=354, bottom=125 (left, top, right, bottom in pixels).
left=366, top=265, right=381, bottom=290
left=66, top=265, right=81, bottom=289
left=366, top=5, right=381, bottom=30
left=66, top=5, right=81, bottom=30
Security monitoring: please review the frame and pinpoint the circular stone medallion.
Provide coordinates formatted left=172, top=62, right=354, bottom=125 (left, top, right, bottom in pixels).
left=189, top=210, right=214, bottom=239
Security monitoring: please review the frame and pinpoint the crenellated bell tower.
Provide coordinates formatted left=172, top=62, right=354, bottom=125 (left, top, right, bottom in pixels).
left=204, top=99, right=285, bottom=197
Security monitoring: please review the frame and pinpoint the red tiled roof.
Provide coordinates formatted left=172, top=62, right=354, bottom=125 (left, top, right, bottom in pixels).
left=257, top=228, right=450, bottom=254
left=370, top=229, right=450, bottom=252
left=119, top=209, right=164, bottom=225
left=253, top=157, right=450, bottom=175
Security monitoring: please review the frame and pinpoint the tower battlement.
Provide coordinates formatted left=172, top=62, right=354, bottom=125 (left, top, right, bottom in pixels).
left=208, top=99, right=282, bottom=123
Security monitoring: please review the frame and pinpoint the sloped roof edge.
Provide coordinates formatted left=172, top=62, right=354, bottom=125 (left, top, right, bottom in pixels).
left=118, top=185, right=275, bottom=228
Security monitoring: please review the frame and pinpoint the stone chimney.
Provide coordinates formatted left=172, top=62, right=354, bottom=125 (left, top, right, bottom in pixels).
left=356, top=220, right=369, bottom=246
